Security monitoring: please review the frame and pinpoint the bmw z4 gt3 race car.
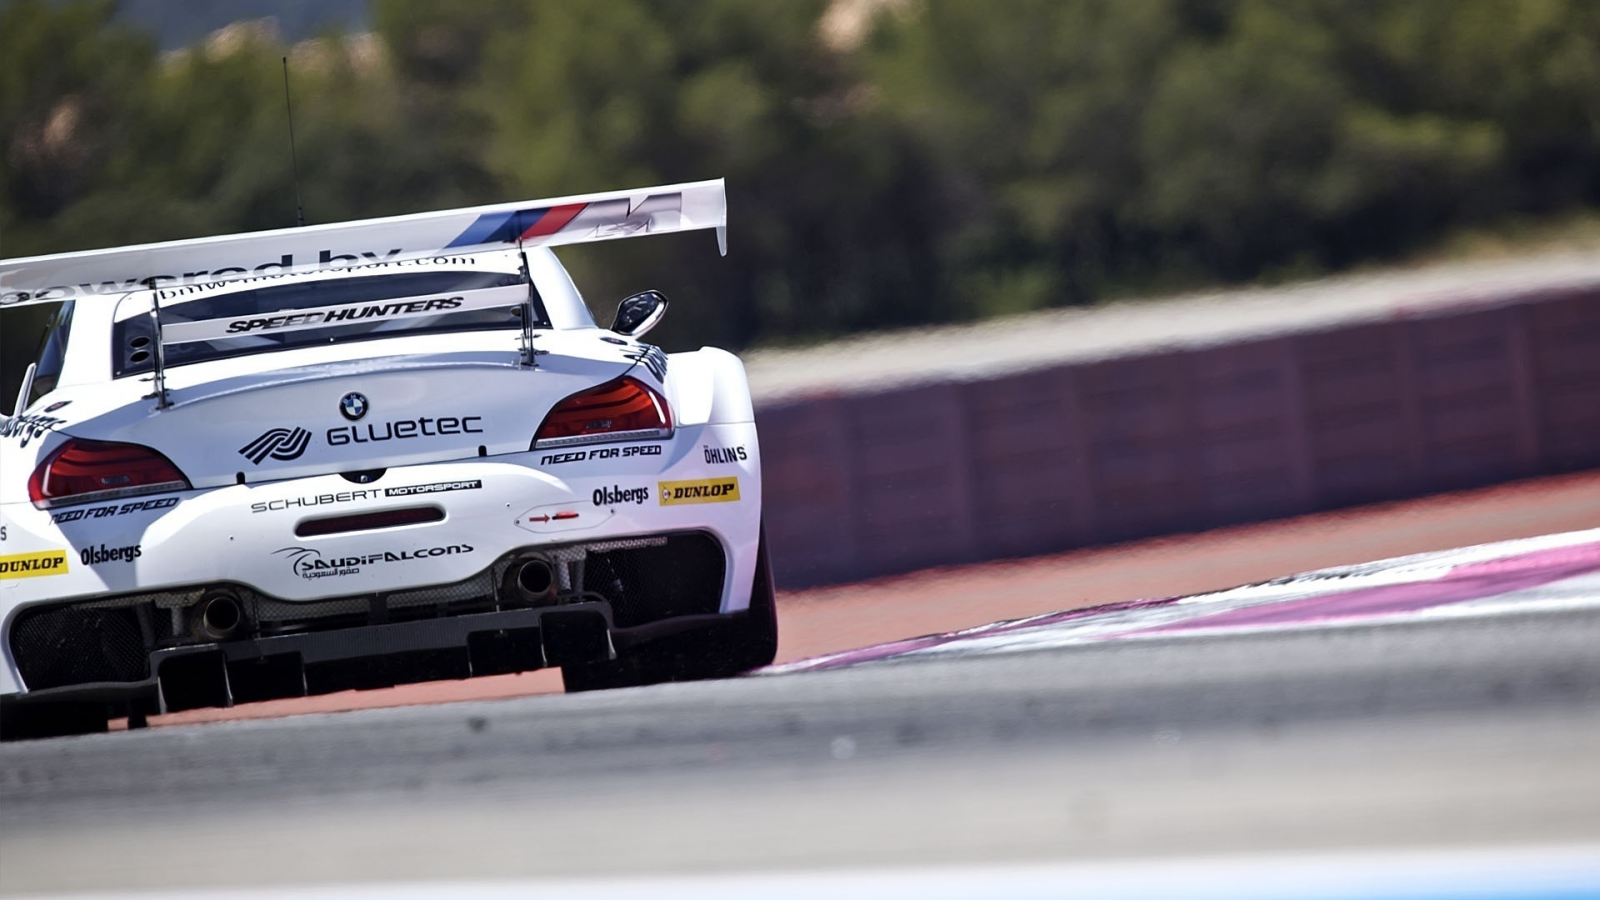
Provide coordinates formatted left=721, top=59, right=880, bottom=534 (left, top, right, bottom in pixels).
left=0, top=179, right=777, bottom=739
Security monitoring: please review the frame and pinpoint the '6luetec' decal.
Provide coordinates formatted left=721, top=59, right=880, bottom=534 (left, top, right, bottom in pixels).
left=240, top=417, right=485, bottom=465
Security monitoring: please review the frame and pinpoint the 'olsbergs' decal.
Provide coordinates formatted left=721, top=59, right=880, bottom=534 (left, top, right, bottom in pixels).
left=658, top=477, right=740, bottom=506
left=81, top=544, right=142, bottom=566
left=275, top=544, right=473, bottom=580
left=593, top=484, right=649, bottom=506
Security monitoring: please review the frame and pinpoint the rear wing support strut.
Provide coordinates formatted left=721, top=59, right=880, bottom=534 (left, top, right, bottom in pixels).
left=516, top=242, right=545, bottom=369
left=146, top=288, right=171, bottom=409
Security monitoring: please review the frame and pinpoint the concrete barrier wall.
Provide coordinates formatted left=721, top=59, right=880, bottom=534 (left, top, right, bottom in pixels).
left=758, top=286, right=1600, bottom=587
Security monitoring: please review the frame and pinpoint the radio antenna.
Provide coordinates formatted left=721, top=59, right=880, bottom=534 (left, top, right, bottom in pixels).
left=282, top=56, right=306, bottom=227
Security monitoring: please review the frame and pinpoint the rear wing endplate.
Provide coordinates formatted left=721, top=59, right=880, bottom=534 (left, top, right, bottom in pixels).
left=0, top=179, right=726, bottom=308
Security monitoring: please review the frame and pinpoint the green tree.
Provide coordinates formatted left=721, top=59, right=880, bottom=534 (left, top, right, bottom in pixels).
left=442, top=0, right=946, bottom=349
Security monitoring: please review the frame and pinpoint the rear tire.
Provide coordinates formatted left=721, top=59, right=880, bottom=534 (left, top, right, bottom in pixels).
left=563, top=523, right=779, bottom=693
left=0, top=701, right=110, bottom=741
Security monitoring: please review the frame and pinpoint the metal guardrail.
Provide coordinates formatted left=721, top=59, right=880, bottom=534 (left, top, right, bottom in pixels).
left=757, top=284, right=1600, bottom=588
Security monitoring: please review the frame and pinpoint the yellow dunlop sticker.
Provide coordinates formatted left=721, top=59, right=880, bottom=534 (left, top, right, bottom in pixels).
left=658, top=477, right=741, bottom=506
left=0, top=550, right=69, bottom=579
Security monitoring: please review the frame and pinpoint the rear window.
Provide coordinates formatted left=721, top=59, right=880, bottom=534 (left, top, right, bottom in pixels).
left=113, top=271, right=543, bottom=378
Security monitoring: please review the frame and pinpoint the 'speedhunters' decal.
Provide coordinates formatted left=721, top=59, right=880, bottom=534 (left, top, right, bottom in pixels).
left=0, top=550, right=69, bottom=579
left=658, top=477, right=740, bottom=506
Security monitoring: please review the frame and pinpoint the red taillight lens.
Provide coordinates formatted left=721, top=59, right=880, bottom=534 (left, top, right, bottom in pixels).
left=532, top=376, right=673, bottom=449
left=29, top=438, right=191, bottom=508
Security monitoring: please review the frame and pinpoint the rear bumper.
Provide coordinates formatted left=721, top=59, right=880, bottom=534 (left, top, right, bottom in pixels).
left=0, top=422, right=763, bottom=695
left=4, top=528, right=732, bottom=704
left=0, top=600, right=747, bottom=715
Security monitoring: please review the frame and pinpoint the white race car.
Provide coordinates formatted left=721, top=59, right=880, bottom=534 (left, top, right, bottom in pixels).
left=0, top=180, right=776, bottom=739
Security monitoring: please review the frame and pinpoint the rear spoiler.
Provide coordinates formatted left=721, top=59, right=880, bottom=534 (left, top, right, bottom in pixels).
left=0, top=179, right=726, bottom=309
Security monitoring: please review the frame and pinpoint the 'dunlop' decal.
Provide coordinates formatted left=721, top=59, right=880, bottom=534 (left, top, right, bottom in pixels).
left=658, top=477, right=740, bottom=506
left=0, top=550, right=69, bottom=579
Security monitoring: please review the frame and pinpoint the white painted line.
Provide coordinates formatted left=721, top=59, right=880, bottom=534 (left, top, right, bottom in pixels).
left=22, top=844, right=1600, bottom=900
left=767, top=527, right=1600, bottom=673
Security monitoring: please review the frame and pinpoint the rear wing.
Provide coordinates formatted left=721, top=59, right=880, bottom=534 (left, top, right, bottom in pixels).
left=0, top=179, right=726, bottom=308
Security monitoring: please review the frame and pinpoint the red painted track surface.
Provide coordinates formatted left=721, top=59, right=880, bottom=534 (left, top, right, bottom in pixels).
left=133, top=469, right=1600, bottom=729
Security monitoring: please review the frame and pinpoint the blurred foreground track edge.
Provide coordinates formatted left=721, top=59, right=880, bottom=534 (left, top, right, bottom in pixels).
left=3, top=601, right=1599, bottom=892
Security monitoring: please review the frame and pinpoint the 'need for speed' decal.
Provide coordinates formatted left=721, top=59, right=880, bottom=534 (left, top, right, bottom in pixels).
left=0, top=550, right=69, bottom=579
left=658, top=477, right=740, bottom=506
left=52, top=496, right=180, bottom=524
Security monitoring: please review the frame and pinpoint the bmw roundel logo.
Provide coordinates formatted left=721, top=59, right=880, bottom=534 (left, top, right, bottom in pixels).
left=339, top=392, right=369, bottom=421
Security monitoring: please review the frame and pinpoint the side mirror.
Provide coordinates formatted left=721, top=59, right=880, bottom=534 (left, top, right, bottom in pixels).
left=611, top=290, right=667, bottom=338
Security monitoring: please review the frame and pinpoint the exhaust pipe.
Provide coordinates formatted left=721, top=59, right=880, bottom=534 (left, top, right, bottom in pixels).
left=194, top=592, right=245, bottom=641
left=510, top=557, right=559, bottom=606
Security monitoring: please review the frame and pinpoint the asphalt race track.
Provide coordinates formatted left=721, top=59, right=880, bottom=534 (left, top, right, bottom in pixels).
left=4, top=529, right=1600, bottom=894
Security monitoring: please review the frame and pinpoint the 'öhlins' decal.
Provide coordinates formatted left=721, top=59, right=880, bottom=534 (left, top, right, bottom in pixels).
left=658, top=477, right=740, bottom=506
left=0, top=550, right=69, bottom=579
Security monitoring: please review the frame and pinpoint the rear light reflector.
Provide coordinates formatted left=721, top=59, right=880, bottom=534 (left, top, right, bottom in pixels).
left=532, top=376, right=672, bottom=449
left=29, top=438, right=191, bottom=508
left=295, top=506, right=445, bottom=538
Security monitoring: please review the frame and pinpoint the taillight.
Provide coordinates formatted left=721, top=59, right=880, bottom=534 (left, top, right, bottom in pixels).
left=29, top=438, right=191, bottom=508
left=532, top=376, right=673, bottom=449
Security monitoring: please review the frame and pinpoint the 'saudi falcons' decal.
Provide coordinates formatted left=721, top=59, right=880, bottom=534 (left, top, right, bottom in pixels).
left=239, top=427, right=313, bottom=464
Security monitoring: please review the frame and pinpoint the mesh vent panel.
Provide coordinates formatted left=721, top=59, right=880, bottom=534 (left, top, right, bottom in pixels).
left=11, top=605, right=150, bottom=689
left=583, top=532, right=725, bottom=627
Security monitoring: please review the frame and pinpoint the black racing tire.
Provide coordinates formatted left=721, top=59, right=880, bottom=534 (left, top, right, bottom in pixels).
left=562, top=522, right=779, bottom=693
left=0, top=700, right=110, bottom=742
